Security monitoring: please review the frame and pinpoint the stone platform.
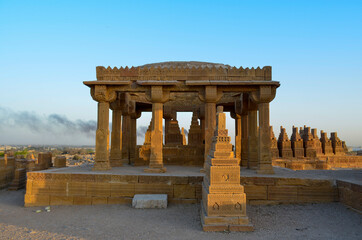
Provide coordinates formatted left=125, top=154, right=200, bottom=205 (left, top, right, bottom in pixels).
left=24, top=165, right=361, bottom=207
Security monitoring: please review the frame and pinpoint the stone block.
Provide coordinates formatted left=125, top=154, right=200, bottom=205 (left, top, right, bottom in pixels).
left=95, top=174, right=112, bottom=182
left=132, top=194, right=167, bottom=209
left=29, top=181, right=49, bottom=195
left=107, top=197, right=132, bottom=205
left=169, top=199, right=198, bottom=204
left=92, top=197, right=108, bottom=205
left=50, top=196, right=73, bottom=205
left=173, top=184, right=196, bottom=199
left=71, top=174, right=95, bottom=182
left=244, top=185, right=267, bottom=200
left=68, top=182, right=87, bottom=196
left=298, top=186, right=338, bottom=202
left=87, top=182, right=111, bottom=197
left=73, top=196, right=92, bottom=205
left=170, top=176, right=189, bottom=184
left=54, top=156, right=66, bottom=168
left=111, top=183, right=135, bottom=197
left=24, top=194, right=50, bottom=207
left=268, top=186, right=298, bottom=201
left=138, top=175, right=171, bottom=184
left=47, top=182, right=67, bottom=195
left=135, top=183, right=173, bottom=197
left=111, top=175, right=138, bottom=183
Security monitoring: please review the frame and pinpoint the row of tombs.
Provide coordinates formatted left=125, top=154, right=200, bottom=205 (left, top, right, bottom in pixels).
left=134, top=111, right=350, bottom=167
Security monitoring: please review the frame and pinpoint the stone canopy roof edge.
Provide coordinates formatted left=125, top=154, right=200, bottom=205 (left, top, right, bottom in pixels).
left=95, top=65, right=272, bottom=81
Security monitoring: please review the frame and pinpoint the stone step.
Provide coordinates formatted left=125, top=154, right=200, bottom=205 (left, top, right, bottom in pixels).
left=132, top=194, right=167, bottom=209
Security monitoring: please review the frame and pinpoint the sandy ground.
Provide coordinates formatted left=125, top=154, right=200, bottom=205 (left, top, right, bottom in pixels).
left=0, top=190, right=361, bottom=240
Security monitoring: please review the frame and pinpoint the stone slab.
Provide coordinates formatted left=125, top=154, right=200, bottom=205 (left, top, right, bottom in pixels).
left=132, top=194, right=167, bottom=209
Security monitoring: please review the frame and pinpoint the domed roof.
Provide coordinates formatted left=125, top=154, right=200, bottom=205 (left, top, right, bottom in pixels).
left=138, top=61, right=231, bottom=69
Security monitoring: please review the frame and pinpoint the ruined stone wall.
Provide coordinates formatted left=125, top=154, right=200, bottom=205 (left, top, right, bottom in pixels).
left=0, top=156, right=16, bottom=189
left=337, top=180, right=361, bottom=212
left=272, top=156, right=362, bottom=170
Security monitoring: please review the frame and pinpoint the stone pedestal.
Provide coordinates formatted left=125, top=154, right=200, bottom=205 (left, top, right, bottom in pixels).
left=54, top=156, right=66, bottom=168
left=311, top=129, right=323, bottom=156
left=331, top=132, right=344, bottom=155
left=165, top=119, right=183, bottom=146
left=291, top=126, right=304, bottom=158
left=188, top=111, right=203, bottom=146
left=201, top=106, right=253, bottom=232
left=320, top=130, right=333, bottom=155
left=270, top=126, right=279, bottom=159
left=277, top=126, right=293, bottom=158
left=303, top=127, right=318, bottom=158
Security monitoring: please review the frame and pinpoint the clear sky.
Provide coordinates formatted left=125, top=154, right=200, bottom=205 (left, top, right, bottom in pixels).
left=0, top=0, right=361, bottom=146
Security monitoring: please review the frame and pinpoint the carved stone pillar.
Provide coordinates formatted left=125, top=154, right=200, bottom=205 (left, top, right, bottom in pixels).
left=144, top=86, right=169, bottom=173
left=199, top=86, right=222, bottom=170
left=130, top=111, right=141, bottom=165
left=241, top=114, right=248, bottom=167
left=257, top=103, right=274, bottom=174
left=91, top=85, right=116, bottom=171
left=121, top=114, right=131, bottom=165
left=110, top=99, right=123, bottom=167
left=248, top=109, right=258, bottom=169
left=231, top=112, right=241, bottom=164
left=250, top=86, right=277, bottom=174
left=198, top=107, right=205, bottom=144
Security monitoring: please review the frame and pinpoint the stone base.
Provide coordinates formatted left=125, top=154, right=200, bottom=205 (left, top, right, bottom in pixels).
left=256, top=165, right=275, bottom=175
left=132, top=194, right=167, bottom=209
left=201, top=204, right=253, bottom=232
left=92, top=162, right=111, bottom=171
left=144, top=167, right=167, bottom=173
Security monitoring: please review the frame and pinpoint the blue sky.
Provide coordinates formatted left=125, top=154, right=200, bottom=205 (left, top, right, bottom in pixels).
left=0, top=0, right=361, bottom=146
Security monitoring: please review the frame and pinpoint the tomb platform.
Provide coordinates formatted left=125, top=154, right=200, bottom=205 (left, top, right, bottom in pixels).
left=24, top=165, right=360, bottom=207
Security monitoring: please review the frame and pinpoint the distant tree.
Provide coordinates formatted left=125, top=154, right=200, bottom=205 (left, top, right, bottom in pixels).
left=73, top=155, right=81, bottom=160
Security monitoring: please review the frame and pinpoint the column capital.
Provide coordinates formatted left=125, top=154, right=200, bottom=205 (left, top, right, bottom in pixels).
left=91, top=85, right=117, bottom=103
left=250, top=86, right=277, bottom=104
left=235, top=93, right=251, bottom=116
left=198, top=86, right=223, bottom=103
left=230, top=112, right=241, bottom=119
left=146, top=86, right=170, bottom=103
left=130, top=110, right=142, bottom=119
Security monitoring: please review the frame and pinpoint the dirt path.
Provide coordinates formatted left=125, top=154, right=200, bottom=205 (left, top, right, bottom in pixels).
left=0, top=190, right=361, bottom=240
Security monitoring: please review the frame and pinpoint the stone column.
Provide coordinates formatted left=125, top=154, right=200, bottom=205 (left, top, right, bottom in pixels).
left=257, top=103, right=274, bottom=174
left=204, top=102, right=216, bottom=163
left=145, top=102, right=165, bottom=172
left=91, top=86, right=116, bottom=171
left=250, top=86, right=277, bottom=174
left=130, top=111, right=141, bottom=165
left=231, top=112, right=241, bottom=164
left=198, top=107, right=205, bottom=144
left=144, top=86, right=169, bottom=173
left=241, top=113, right=248, bottom=167
left=110, top=100, right=122, bottom=167
left=248, top=109, right=258, bottom=169
left=200, top=86, right=220, bottom=170
left=121, top=113, right=131, bottom=165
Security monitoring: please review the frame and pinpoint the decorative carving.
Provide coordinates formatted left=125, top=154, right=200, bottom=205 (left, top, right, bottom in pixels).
left=96, top=64, right=273, bottom=82
left=91, top=85, right=117, bottom=103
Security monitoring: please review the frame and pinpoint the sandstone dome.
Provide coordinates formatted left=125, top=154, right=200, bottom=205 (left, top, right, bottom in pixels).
left=138, top=61, right=231, bottom=69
